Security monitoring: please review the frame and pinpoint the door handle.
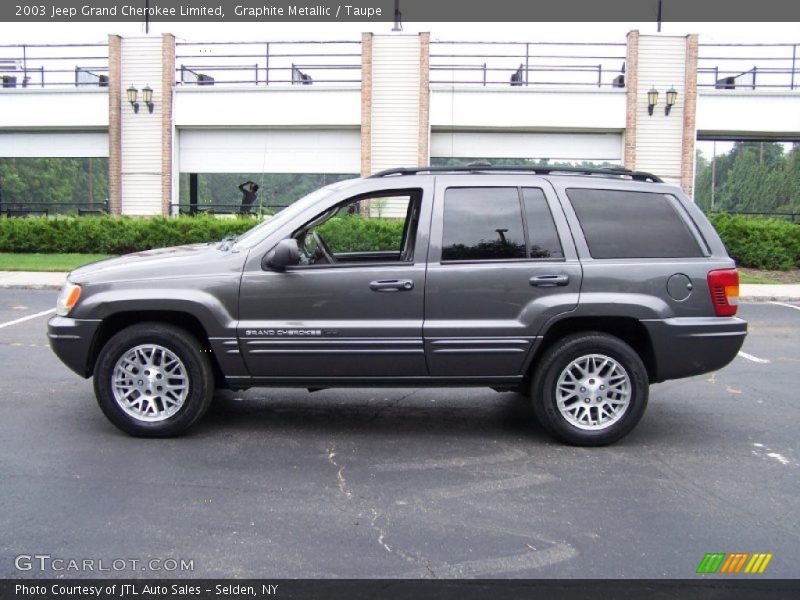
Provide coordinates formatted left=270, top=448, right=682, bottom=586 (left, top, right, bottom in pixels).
left=529, top=274, right=570, bottom=287
left=369, top=279, right=414, bottom=292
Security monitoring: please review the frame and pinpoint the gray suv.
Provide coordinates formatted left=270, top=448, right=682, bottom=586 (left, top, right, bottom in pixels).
left=48, top=166, right=746, bottom=445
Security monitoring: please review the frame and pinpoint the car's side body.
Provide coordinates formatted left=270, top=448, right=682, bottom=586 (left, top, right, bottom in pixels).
left=48, top=169, right=747, bottom=444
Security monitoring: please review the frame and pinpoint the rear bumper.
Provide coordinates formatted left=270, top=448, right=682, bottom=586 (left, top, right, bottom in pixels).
left=47, top=316, right=101, bottom=378
left=642, top=316, right=747, bottom=382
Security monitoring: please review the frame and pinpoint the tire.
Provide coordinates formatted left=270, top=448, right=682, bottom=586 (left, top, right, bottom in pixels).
left=531, top=332, right=649, bottom=446
left=93, top=323, right=215, bottom=437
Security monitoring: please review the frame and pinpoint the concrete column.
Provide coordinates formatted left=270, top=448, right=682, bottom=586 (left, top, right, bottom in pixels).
left=107, top=35, right=122, bottom=215
left=626, top=32, right=699, bottom=193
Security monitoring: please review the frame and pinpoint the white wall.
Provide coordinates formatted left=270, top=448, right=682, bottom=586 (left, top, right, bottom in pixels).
left=0, top=132, right=108, bottom=157
left=431, top=88, right=626, bottom=131
left=0, top=89, right=108, bottom=129
left=633, top=35, right=688, bottom=184
left=431, top=131, right=623, bottom=162
left=174, top=87, right=361, bottom=128
left=697, top=90, right=800, bottom=138
left=120, top=36, right=164, bottom=216
left=178, top=129, right=360, bottom=173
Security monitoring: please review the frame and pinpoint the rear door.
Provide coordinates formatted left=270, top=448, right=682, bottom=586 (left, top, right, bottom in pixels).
left=423, top=175, right=582, bottom=378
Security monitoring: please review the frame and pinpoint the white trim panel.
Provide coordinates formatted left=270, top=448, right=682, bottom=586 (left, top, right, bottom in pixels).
left=0, top=132, right=108, bottom=157
left=431, top=131, right=623, bottom=162
left=178, top=129, right=360, bottom=173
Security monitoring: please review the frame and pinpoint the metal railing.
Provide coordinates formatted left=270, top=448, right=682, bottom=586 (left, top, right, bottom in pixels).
left=430, top=41, right=627, bottom=88
left=0, top=200, right=109, bottom=216
left=0, top=43, right=109, bottom=89
left=171, top=202, right=286, bottom=216
left=698, top=43, right=799, bottom=90
left=706, top=210, right=800, bottom=223
left=175, top=40, right=362, bottom=86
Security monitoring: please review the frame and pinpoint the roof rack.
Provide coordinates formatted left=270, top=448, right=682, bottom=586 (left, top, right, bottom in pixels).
left=369, top=165, right=663, bottom=183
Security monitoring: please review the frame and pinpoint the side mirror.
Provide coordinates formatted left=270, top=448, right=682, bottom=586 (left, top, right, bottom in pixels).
left=263, top=238, right=301, bottom=271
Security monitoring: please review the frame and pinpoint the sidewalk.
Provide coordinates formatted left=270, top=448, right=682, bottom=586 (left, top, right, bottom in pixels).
left=2, top=270, right=799, bottom=301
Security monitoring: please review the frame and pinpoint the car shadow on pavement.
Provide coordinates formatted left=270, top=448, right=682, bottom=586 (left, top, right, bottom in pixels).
left=198, top=388, right=551, bottom=442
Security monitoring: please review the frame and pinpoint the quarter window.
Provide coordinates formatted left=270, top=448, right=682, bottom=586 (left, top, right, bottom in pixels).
left=566, top=188, right=704, bottom=259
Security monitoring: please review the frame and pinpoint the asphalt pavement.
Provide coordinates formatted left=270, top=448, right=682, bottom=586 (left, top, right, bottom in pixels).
left=0, top=289, right=798, bottom=579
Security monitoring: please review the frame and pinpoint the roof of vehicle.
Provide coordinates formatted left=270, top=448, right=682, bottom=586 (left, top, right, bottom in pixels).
left=369, top=165, right=663, bottom=183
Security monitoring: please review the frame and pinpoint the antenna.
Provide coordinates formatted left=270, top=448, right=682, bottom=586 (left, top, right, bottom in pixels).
left=392, top=0, right=403, bottom=32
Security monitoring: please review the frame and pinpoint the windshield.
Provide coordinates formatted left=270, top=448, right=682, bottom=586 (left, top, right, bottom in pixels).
left=232, top=180, right=356, bottom=250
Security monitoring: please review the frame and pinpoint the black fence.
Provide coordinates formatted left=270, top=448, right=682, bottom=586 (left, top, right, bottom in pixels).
left=430, top=40, right=627, bottom=88
left=171, top=202, right=287, bottom=216
left=706, top=210, right=800, bottom=223
left=698, top=43, right=799, bottom=90
left=0, top=201, right=108, bottom=217
left=0, top=43, right=108, bottom=88
left=175, top=40, right=362, bottom=86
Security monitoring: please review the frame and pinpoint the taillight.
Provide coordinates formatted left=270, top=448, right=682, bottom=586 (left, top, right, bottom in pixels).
left=707, top=269, right=739, bottom=316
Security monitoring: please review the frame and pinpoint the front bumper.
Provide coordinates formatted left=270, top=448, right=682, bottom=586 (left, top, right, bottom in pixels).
left=47, top=316, right=102, bottom=378
left=642, top=316, right=747, bottom=382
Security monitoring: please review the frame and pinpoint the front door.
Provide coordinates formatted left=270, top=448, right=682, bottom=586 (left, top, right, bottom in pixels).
left=238, top=187, right=431, bottom=382
left=423, top=176, right=582, bottom=378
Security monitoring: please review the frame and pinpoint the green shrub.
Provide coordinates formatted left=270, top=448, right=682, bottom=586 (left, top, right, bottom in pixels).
left=708, top=213, right=800, bottom=270
left=316, top=216, right=405, bottom=252
left=0, top=215, right=259, bottom=254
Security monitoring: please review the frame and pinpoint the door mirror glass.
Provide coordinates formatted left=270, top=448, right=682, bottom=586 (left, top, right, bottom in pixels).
left=263, top=238, right=301, bottom=270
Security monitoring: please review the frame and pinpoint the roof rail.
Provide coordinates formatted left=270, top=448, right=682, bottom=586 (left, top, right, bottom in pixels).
left=369, top=165, right=663, bottom=183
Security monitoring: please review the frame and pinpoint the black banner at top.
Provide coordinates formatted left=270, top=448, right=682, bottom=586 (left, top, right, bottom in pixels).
left=3, top=0, right=800, bottom=22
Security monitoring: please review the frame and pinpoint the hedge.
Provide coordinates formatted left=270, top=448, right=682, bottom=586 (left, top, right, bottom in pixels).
left=707, top=213, right=800, bottom=271
left=0, top=214, right=406, bottom=256
left=0, top=215, right=259, bottom=254
left=1, top=213, right=797, bottom=271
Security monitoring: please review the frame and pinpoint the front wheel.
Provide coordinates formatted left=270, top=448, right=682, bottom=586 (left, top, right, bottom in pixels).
left=531, top=332, right=649, bottom=446
left=93, top=323, right=214, bottom=437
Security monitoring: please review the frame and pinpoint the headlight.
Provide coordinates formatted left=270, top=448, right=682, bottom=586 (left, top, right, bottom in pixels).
left=56, top=282, right=82, bottom=316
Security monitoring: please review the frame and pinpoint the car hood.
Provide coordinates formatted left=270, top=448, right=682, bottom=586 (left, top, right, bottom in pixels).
left=69, top=243, right=245, bottom=284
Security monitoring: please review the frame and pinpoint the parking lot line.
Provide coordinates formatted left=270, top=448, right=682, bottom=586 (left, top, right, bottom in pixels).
left=0, top=308, right=55, bottom=330
left=770, top=301, right=800, bottom=312
left=737, top=351, right=771, bottom=364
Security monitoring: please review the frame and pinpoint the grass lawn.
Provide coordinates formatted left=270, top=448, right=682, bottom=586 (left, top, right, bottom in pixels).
left=0, top=253, right=113, bottom=272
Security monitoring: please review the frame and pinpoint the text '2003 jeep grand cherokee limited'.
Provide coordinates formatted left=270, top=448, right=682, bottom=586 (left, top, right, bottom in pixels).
left=48, top=166, right=747, bottom=445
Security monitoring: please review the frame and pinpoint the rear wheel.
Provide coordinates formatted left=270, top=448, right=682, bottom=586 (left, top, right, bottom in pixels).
left=93, top=323, right=214, bottom=437
left=531, top=332, right=648, bottom=446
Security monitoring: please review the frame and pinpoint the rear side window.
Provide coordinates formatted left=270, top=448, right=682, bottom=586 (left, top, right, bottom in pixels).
left=566, top=188, right=703, bottom=259
left=442, top=187, right=526, bottom=261
left=522, top=188, right=564, bottom=259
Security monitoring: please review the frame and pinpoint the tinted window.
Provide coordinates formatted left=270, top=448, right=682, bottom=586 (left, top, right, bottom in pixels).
left=522, top=188, right=564, bottom=259
left=442, top=187, right=526, bottom=261
left=566, top=189, right=703, bottom=259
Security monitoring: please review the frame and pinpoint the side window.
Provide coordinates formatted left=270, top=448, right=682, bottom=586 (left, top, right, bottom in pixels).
left=566, top=188, right=704, bottom=259
left=442, top=187, right=526, bottom=261
left=522, top=188, right=564, bottom=259
left=299, top=189, right=421, bottom=265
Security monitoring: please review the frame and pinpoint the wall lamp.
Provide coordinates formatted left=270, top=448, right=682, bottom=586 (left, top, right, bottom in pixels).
left=647, top=87, right=659, bottom=116
left=126, top=84, right=154, bottom=114
left=665, top=87, right=678, bottom=116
